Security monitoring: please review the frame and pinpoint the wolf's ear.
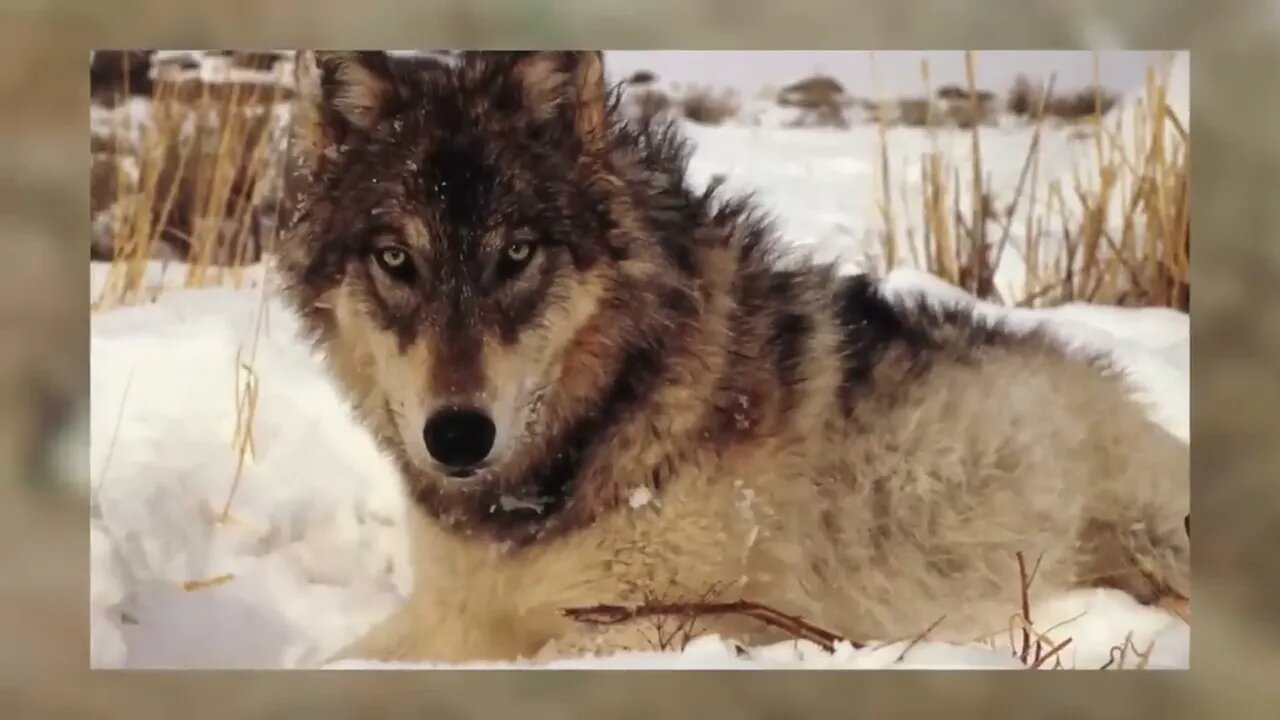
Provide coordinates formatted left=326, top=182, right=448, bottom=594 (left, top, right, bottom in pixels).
left=316, top=51, right=400, bottom=131
left=293, top=51, right=400, bottom=161
left=500, top=51, right=607, bottom=149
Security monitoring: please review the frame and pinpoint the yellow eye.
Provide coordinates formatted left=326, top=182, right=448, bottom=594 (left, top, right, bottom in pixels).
left=380, top=247, right=407, bottom=268
left=373, top=246, right=415, bottom=281
left=505, top=243, right=532, bottom=263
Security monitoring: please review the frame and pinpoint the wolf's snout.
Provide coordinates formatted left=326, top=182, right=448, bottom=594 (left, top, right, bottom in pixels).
left=423, top=406, right=497, bottom=473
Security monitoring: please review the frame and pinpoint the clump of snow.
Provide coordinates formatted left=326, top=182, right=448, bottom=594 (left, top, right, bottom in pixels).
left=90, top=97, right=154, bottom=151
left=628, top=486, right=655, bottom=509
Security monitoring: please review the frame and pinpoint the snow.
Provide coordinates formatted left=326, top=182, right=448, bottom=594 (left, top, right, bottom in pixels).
left=89, top=102, right=1189, bottom=670
left=91, top=97, right=154, bottom=152
left=628, top=486, right=656, bottom=509
left=90, top=267, right=410, bottom=669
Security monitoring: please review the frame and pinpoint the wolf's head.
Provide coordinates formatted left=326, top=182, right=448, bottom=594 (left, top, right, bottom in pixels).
left=278, top=51, right=715, bottom=540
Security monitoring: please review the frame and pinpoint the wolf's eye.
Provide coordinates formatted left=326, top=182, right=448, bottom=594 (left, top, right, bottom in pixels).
left=496, top=242, right=537, bottom=280
left=372, top=246, right=415, bottom=282
left=506, top=242, right=532, bottom=264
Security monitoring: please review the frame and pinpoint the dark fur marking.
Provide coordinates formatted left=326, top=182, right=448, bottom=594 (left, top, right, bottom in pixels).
left=360, top=267, right=409, bottom=342
left=649, top=464, right=666, bottom=495
left=701, top=262, right=777, bottom=447
left=430, top=322, right=484, bottom=397
left=658, top=285, right=700, bottom=321
left=820, top=504, right=840, bottom=542
left=422, top=144, right=494, bottom=231
left=869, top=473, right=892, bottom=558
left=526, top=343, right=664, bottom=509
left=298, top=240, right=349, bottom=299
left=832, top=275, right=1029, bottom=419
left=834, top=275, right=933, bottom=416
left=704, top=382, right=766, bottom=448
left=495, top=262, right=558, bottom=345
left=767, top=271, right=811, bottom=415
left=662, top=234, right=698, bottom=277
left=809, top=557, right=830, bottom=584
left=925, top=554, right=967, bottom=578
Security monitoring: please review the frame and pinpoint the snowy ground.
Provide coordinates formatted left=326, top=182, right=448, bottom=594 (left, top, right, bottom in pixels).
left=88, top=76, right=1190, bottom=670
left=88, top=262, right=1189, bottom=671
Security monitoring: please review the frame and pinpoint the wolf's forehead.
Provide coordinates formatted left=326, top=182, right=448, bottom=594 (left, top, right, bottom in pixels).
left=419, top=142, right=496, bottom=230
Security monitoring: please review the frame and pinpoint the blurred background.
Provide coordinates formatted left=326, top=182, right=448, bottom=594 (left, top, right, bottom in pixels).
left=4, top=0, right=1280, bottom=716
left=606, top=50, right=1170, bottom=97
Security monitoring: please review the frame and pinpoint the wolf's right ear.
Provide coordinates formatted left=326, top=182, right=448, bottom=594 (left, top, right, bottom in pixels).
left=293, top=51, right=400, bottom=164
left=483, top=51, right=607, bottom=152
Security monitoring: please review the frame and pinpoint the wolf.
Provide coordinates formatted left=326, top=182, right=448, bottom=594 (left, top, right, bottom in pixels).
left=276, top=50, right=1190, bottom=664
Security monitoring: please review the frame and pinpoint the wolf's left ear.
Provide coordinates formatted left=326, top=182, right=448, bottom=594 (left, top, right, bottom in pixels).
left=293, top=51, right=401, bottom=163
left=316, top=51, right=401, bottom=131
left=506, top=51, right=607, bottom=149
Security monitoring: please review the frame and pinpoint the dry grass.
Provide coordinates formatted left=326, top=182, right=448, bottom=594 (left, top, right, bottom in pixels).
left=91, top=54, right=293, bottom=311
left=1006, top=551, right=1074, bottom=669
left=219, top=348, right=261, bottom=523
left=563, top=595, right=859, bottom=654
left=875, top=51, right=1188, bottom=311
left=1100, top=631, right=1157, bottom=669
left=217, top=189, right=277, bottom=526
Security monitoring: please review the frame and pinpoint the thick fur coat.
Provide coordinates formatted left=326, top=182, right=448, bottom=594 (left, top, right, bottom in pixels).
left=275, top=50, right=1190, bottom=663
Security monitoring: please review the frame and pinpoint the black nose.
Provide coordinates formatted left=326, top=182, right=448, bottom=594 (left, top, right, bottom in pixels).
left=422, top=407, right=496, bottom=471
